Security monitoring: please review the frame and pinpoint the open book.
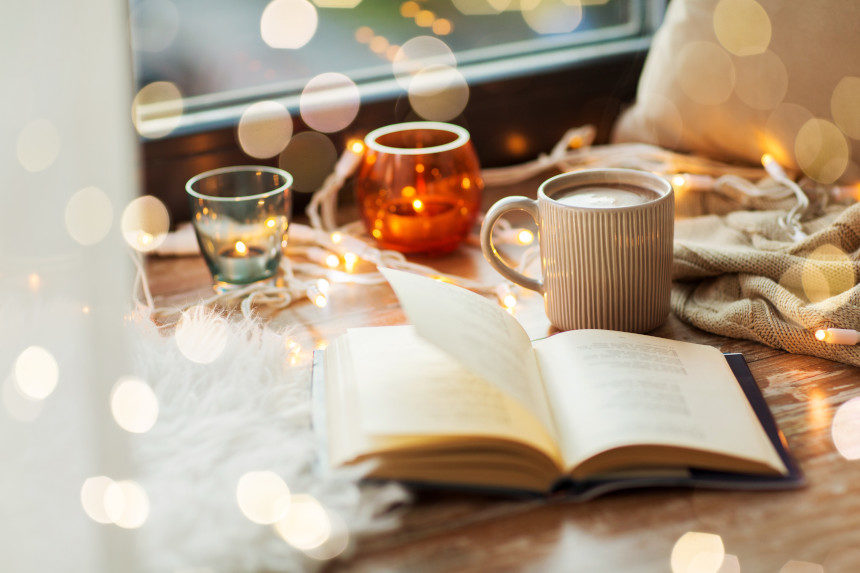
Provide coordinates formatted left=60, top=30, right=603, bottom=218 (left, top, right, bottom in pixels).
left=313, top=269, right=802, bottom=497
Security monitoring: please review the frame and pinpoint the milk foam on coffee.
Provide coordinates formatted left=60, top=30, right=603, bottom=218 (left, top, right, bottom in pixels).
left=555, top=184, right=659, bottom=208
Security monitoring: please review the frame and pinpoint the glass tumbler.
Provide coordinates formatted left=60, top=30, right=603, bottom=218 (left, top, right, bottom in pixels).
left=186, top=166, right=292, bottom=286
left=355, top=121, right=483, bottom=255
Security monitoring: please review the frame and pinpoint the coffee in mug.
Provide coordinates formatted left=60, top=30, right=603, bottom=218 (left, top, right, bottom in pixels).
left=480, top=168, right=674, bottom=332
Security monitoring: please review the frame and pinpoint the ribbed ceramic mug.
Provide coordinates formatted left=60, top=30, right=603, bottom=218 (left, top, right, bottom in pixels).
left=481, top=168, right=674, bottom=332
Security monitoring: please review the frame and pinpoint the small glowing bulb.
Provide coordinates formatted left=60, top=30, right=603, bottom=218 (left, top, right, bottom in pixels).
left=82, top=305, right=91, bottom=315
left=349, top=140, right=364, bottom=154
left=461, top=177, right=471, bottom=189
left=371, top=229, right=382, bottom=239
left=235, top=241, right=248, bottom=255
left=316, top=278, right=330, bottom=295
left=502, top=294, right=517, bottom=309
left=28, top=273, right=40, bottom=292
left=313, top=293, right=327, bottom=308
left=671, top=175, right=687, bottom=190
left=516, top=229, right=534, bottom=245
left=412, top=199, right=424, bottom=212
left=568, top=135, right=584, bottom=149
left=266, top=218, right=276, bottom=228
left=325, top=254, right=340, bottom=268
left=139, top=232, right=154, bottom=247
left=331, top=232, right=342, bottom=244
left=343, top=252, right=358, bottom=272
left=815, top=329, right=827, bottom=341
left=761, top=153, right=775, bottom=167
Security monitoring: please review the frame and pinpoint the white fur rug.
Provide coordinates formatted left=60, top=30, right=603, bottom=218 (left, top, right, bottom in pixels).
left=130, top=310, right=408, bottom=572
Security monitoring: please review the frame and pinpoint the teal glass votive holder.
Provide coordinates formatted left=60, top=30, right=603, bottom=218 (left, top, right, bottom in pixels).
left=186, top=166, right=292, bottom=286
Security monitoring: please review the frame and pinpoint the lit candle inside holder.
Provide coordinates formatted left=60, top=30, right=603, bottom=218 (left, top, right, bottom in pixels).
left=815, top=328, right=860, bottom=345
left=356, top=121, right=483, bottom=255
left=211, top=240, right=273, bottom=283
left=186, top=166, right=292, bottom=286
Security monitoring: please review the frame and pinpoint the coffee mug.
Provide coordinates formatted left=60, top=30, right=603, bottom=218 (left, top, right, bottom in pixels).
left=480, top=168, right=674, bottom=332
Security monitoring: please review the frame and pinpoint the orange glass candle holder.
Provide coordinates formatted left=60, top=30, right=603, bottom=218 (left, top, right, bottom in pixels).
left=355, top=121, right=483, bottom=255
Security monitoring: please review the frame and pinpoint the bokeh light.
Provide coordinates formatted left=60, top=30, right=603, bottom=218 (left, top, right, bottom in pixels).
left=104, top=480, right=150, bottom=529
left=65, top=186, right=113, bottom=246
left=312, top=0, right=361, bottom=7
left=794, top=118, right=849, bottom=184
left=677, top=41, right=735, bottom=106
left=236, top=471, right=291, bottom=524
left=110, top=376, right=159, bottom=434
left=636, top=93, right=684, bottom=148
left=671, top=531, right=725, bottom=573
left=131, top=0, right=180, bottom=53
left=300, top=73, right=360, bottom=133
left=121, top=195, right=170, bottom=252
left=80, top=476, right=115, bottom=524
left=831, top=76, right=860, bottom=140
left=407, top=65, right=469, bottom=121
left=260, top=0, right=318, bottom=49
left=734, top=50, right=788, bottom=111
left=400, top=1, right=419, bottom=18
left=302, top=509, right=349, bottom=560
left=16, top=118, right=60, bottom=172
left=763, top=103, right=814, bottom=166
left=799, top=244, right=854, bottom=304
left=779, top=561, right=825, bottom=573
left=713, top=0, right=771, bottom=56
left=432, top=18, right=453, bottom=36
left=175, top=305, right=229, bottom=364
left=521, top=0, right=583, bottom=35
left=237, top=100, right=293, bottom=159
left=393, top=36, right=457, bottom=90
left=453, top=0, right=510, bottom=14
left=355, top=26, right=373, bottom=43
left=279, top=131, right=337, bottom=193
left=14, top=346, right=59, bottom=401
left=274, top=494, right=331, bottom=550
left=831, top=397, right=860, bottom=460
left=132, top=81, right=184, bottom=139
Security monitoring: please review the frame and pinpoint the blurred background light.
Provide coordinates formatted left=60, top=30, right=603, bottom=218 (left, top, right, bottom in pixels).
left=260, top=0, right=318, bottom=49
left=236, top=471, right=291, bottom=524
left=14, top=346, right=59, bottom=401
left=65, top=186, right=114, bottom=246
left=110, top=376, right=159, bottom=434
left=16, top=119, right=60, bottom=173
left=237, top=100, right=293, bottom=159
left=121, top=195, right=170, bottom=252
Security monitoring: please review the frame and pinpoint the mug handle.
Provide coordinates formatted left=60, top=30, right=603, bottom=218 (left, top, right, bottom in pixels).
left=480, top=196, right=544, bottom=294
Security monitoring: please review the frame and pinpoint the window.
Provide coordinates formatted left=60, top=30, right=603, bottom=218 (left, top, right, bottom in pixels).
left=131, top=0, right=664, bottom=137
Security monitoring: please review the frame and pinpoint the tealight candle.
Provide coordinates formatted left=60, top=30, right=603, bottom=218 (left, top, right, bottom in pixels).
left=186, top=166, right=292, bottom=286
left=356, top=122, right=483, bottom=254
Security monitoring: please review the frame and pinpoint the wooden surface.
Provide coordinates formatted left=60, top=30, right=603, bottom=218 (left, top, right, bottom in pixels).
left=147, top=183, right=860, bottom=572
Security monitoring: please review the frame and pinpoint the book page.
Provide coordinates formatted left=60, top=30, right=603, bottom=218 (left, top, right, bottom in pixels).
left=344, top=326, right=561, bottom=462
left=380, top=268, right=556, bottom=437
left=533, top=330, right=787, bottom=474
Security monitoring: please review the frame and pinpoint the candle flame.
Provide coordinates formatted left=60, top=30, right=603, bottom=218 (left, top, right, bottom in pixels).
left=415, top=164, right=425, bottom=173
left=266, top=218, right=276, bottom=229
left=815, top=329, right=829, bottom=342
left=412, top=199, right=424, bottom=212
left=235, top=241, right=248, bottom=255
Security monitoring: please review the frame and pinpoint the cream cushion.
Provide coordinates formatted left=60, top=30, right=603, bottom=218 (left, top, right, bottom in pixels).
left=613, top=0, right=860, bottom=184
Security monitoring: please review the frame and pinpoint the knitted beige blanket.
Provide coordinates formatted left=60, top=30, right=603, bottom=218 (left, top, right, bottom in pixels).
left=672, top=204, right=860, bottom=367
